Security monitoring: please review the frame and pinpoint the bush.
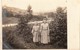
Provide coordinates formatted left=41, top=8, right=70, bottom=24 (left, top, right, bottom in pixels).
left=15, top=17, right=32, bottom=43
left=50, top=7, right=67, bottom=48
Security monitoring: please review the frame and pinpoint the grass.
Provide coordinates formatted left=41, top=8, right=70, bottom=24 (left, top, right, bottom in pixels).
left=3, top=26, right=66, bottom=49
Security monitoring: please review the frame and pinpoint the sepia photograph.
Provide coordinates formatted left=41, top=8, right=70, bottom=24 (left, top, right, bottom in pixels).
left=2, top=0, right=67, bottom=49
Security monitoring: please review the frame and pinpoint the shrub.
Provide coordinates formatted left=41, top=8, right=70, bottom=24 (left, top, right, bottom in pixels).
left=50, top=7, right=67, bottom=48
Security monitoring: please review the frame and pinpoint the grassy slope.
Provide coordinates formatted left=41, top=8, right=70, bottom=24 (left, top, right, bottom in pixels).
left=3, top=24, right=65, bottom=49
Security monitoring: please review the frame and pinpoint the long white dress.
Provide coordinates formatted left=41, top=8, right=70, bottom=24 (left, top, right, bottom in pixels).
left=32, top=25, right=40, bottom=42
left=40, top=23, right=50, bottom=44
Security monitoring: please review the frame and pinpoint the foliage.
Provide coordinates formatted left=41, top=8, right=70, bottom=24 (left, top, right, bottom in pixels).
left=50, top=7, right=67, bottom=48
left=16, top=16, right=32, bottom=43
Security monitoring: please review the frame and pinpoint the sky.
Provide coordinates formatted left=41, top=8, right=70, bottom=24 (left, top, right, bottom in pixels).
left=2, top=0, right=67, bottom=12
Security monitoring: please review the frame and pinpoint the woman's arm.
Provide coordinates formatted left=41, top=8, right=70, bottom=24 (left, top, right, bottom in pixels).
left=39, top=24, right=43, bottom=33
left=31, top=26, right=34, bottom=34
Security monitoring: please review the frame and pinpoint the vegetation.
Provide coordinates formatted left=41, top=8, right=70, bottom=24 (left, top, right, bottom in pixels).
left=50, top=7, right=67, bottom=48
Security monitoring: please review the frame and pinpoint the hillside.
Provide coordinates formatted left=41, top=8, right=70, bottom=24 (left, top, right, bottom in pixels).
left=2, top=6, right=43, bottom=24
left=2, top=6, right=28, bottom=17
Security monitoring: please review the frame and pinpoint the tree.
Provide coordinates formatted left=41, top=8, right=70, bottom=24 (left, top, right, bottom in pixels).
left=50, top=7, right=67, bottom=48
left=27, top=5, right=33, bottom=15
left=26, top=5, right=33, bottom=21
left=6, top=5, right=34, bottom=48
left=15, top=5, right=33, bottom=43
left=16, top=16, right=32, bottom=43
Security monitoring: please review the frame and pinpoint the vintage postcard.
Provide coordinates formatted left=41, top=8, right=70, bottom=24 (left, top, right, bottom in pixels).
left=0, top=0, right=80, bottom=50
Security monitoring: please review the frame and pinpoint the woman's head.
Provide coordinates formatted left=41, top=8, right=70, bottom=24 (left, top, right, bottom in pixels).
left=43, top=17, right=48, bottom=23
left=34, top=22, right=39, bottom=26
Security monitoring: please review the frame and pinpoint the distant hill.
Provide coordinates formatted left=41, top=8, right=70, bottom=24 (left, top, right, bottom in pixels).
left=2, top=6, right=25, bottom=24
left=2, top=6, right=28, bottom=17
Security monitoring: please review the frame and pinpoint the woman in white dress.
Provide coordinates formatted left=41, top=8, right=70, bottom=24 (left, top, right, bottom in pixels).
left=31, top=23, right=40, bottom=44
left=40, top=17, right=50, bottom=44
